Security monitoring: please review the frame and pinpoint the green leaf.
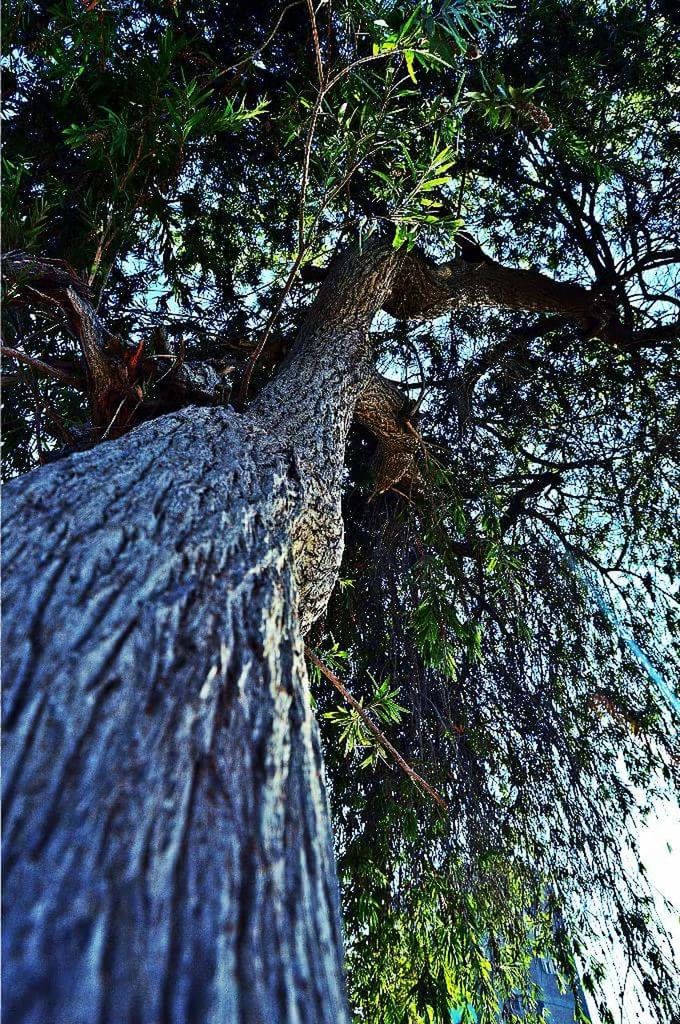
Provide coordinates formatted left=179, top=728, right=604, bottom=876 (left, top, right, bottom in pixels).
left=419, top=175, right=453, bottom=191
left=405, top=50, right=417, bottom=84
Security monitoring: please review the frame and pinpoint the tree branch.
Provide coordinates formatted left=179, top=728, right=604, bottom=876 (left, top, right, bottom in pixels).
left=4, top=252, right=125, bottom=424
left=304, top=242, right=625, bottom=337
left=306, top=647, right=448, bottom=813
left=499, top=471, right=561, bottom=535
left=383, top=247, right=617, bottom=335
left=0, top=347, right=85, bottom=387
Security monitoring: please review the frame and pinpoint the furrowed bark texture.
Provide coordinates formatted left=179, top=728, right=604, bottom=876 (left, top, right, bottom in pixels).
left=384, top=247, right=599, bottom=323
left=2, top=242, right=402, bottom=1024
left=2, top=409, right=347, bottom=1024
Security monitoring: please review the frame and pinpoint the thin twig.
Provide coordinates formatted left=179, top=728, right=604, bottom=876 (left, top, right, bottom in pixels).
left=0, top=346, right=85, bottom=387
left=305, top=0, right=325, bottom=87
left=27, top=374, right=45, bottom=464
left=235, top=250, right=305, bottom=407
left=100, top=395, right=128, bottom=440
left=297, top=93, right=324, bottom=255
left=211, top=2, right=303, bottom=80
left=306, top=647, right=449, bottom=812
left=388, top=484, right=417, bottom=504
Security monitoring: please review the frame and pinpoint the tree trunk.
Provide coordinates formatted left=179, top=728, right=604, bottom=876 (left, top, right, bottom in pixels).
left=2, top=407, right=345, bottom=1024
left=2, top=242, right=402, bottom=1024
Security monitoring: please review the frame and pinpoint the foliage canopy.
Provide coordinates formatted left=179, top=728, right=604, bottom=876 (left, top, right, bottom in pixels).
left=2, top=1, right=679, bottom=1021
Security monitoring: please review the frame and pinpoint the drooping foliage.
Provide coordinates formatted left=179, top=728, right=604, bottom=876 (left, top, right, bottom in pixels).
left=2, top=2, right=679, bottom=1022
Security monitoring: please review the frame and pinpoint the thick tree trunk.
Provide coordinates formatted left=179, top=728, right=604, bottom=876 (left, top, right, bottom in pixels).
left=2, top=242, right=402, bottom=1024
left=2, top=408, right=348, bottom=1024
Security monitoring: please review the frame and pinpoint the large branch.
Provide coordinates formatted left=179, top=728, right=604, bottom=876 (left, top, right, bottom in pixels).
left=382, top=247, right=621, bottom=338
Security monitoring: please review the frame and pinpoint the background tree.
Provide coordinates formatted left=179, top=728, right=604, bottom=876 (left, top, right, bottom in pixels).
left=2, top=2, right=678, bottom=1023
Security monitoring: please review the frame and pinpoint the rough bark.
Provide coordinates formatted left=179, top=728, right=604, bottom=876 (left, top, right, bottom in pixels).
left=303, top=243, right=610, bottom=328
left=2, top=241, right=402, bottom=1024
left=384, top=246, right=606, bottom=324
left=354, top=373, right=421, bottom=493
left=2, top=408, right=349, bottom=1024
left=253, top=241, right=402, bottom=628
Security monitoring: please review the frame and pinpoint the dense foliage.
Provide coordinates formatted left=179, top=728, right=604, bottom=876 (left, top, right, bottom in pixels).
left=2, top=1, right=678, bottom=1021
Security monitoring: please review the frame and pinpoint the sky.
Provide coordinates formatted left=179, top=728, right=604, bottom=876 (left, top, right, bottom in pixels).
left=586, top=797, right=679, bottom=1024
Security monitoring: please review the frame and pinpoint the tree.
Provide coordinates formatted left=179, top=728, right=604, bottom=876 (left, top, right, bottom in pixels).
left=2, top=2, right=678, bottom=1023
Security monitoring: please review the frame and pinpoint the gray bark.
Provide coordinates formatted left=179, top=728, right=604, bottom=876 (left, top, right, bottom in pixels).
left=2, top=241, right=402, bottom=1024
left=2, top=408, right=346, bottom=1024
